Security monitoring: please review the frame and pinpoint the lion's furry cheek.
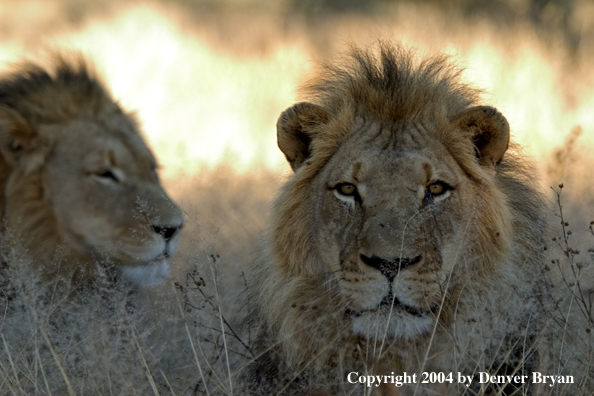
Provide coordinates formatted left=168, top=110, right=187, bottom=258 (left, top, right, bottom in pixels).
left=392, top=274, right=441, bottom=310
left=316, top=218, right=364, bottom=275
left=104, top=234, right=166, bottom=264
left=340, top=272, right=389, bottom=311
left=60, top=215, right=117, bottom=253
left=65, top=214, right=167, bottom=264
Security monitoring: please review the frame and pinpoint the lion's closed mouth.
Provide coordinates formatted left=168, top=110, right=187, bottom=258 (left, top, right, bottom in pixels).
left=345, top=293, right=431, bottom=318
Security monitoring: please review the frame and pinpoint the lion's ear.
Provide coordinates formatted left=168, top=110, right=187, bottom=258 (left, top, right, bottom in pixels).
left=453, top=106, right=510, bottom=167
left=0, top=105, right=39, bottom=167
left=277, top=102, right=331, bottom=171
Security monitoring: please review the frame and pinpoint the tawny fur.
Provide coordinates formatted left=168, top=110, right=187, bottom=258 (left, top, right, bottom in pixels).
left=0, top=53, right=184, bottom=287
left=246, top=43, right=550, bottom=395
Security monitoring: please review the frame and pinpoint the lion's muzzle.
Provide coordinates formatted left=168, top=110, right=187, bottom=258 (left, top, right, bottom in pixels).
left=152, top=223, right=183, bottom=258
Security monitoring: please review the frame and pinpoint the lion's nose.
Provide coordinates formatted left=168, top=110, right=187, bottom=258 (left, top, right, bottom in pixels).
left=360, top=254, right=421, bottom=282
left=151, top=225, right=182, bottom=241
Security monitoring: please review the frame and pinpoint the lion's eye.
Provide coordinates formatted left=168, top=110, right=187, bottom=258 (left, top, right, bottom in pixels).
left=94, top=169, right=120, bottom=182
left=428, top=182, right=444, bottom=195
left=425, top=181, right=451, bottom=203
left=337, top=183, right=357, bottom=196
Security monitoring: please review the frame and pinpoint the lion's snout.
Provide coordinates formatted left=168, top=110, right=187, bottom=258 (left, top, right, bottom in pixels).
left=151, top=224, right=182, bottom=242
left=359, top=253, right=421, bottom=281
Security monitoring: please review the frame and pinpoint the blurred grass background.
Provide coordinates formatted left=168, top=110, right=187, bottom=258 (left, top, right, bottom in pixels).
left=1, top=0, right=593, bottom=313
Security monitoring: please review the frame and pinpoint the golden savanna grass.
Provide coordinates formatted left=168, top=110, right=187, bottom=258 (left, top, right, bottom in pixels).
left=0, top=0, right=593, bottom=394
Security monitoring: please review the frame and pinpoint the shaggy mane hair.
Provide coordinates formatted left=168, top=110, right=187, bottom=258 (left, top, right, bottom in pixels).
left=302, top=42, right=481, bottom=123
left=0, top=54, right=118, bottom=124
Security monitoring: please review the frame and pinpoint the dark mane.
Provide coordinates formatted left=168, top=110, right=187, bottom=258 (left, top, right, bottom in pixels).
left=301, top=41, right=481, bottom=122
left=0, top=53, right=114, bottom=123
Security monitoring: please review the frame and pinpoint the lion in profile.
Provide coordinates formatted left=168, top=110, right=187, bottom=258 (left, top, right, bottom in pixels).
left=246, top=43, right=550, bottom=395
left=0, top=54, right=184, bottom=288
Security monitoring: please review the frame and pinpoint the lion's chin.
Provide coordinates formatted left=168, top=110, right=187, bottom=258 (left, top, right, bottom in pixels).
left=119, top=259, right=170, bottom=287
left=350, top=311, right=433, bottom=339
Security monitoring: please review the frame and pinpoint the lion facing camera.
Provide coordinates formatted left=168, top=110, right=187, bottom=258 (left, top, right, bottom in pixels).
left=0, top=53, right=184, bottom=288
left=245, top=43, right=550, bottom=395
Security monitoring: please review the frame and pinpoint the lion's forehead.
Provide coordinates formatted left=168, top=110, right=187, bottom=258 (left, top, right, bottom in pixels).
left=49, top=119, right=156, bottom=176
left=326, top=126, right=462, bottom=191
